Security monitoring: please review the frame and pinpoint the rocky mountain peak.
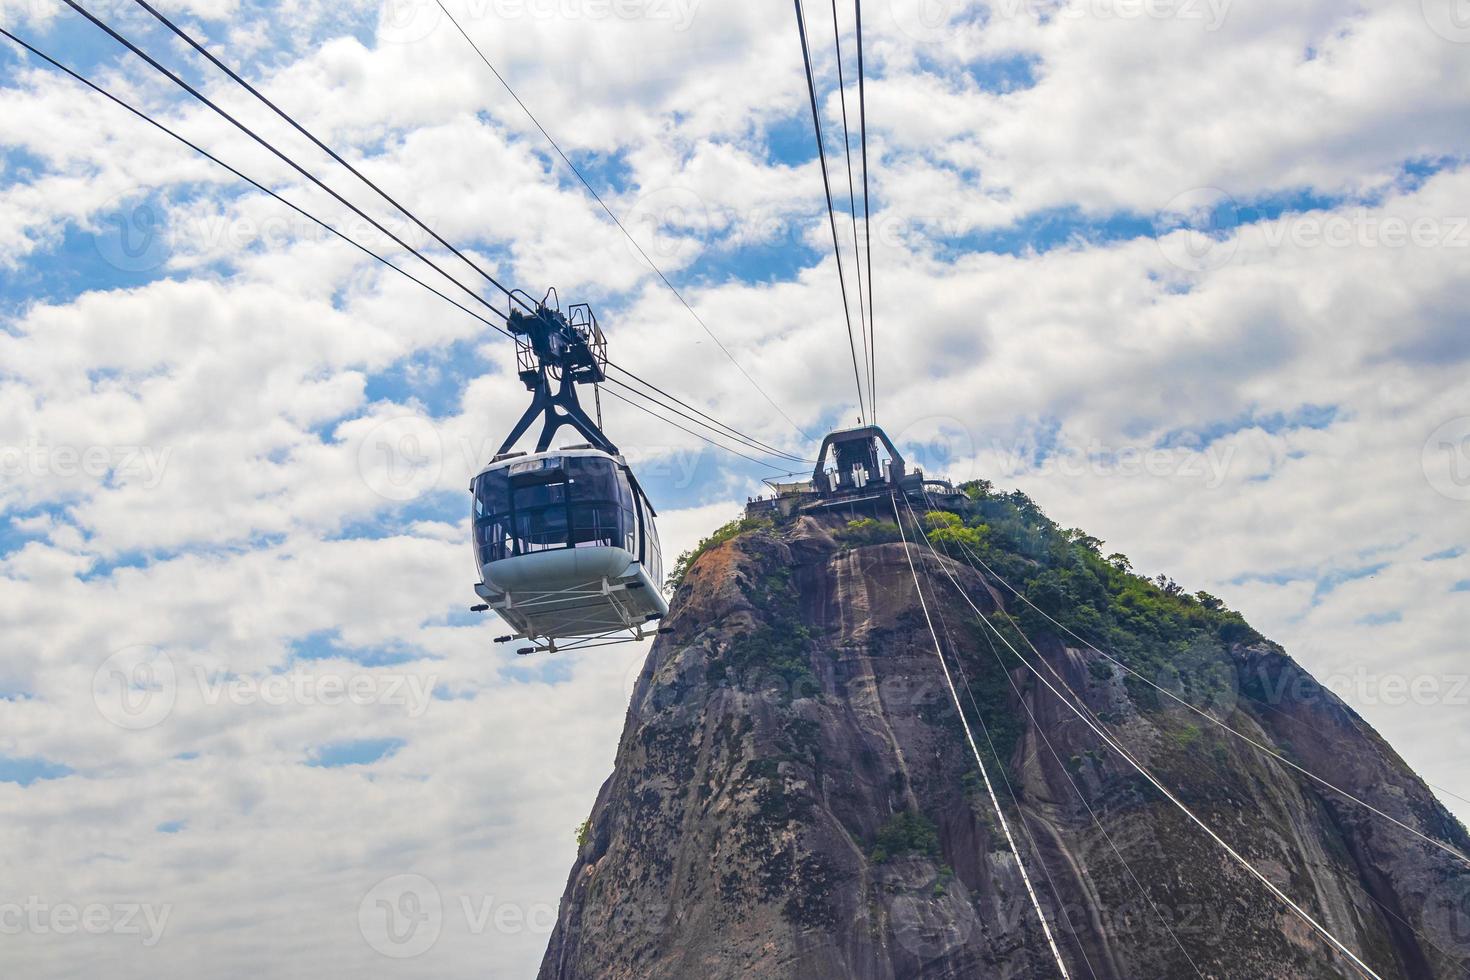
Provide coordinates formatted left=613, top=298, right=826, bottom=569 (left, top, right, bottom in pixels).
left=539, top=489, right=1470, bottom=979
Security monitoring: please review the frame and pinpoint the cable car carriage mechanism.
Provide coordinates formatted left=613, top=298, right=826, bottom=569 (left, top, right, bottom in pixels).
left=470, top=295, right=667, bottom=655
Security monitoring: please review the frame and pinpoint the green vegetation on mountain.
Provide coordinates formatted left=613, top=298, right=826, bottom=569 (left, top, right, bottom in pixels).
left=665, top=516, right=773, bottom=594
left=870, top=810, right=941, bottom=863
left=930, top=481, right=1267, bottom=708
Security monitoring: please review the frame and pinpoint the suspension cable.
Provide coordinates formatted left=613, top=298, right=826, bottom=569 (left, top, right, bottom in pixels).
left=11, top=17, right=813, bottom=472
left=909, top=526, right=1098, bottom=979
left=129, top=0, right=531, bottom=313
left=902, top=505, right=1383, bottom=979
left=909, top=492, right=1206, bottom=977
left=0, top=27, right=511, bottom=334
left=854, top=0, right=876, bottom=420
left=604, top=365, right=815, bottom=464
left=121, top=0, right=816, bottom=464
left=600, top=389, right=792, bottom=471
left=940, top=521, right=1470, bottom=975
left=828, top=0, right=871, bottom=412
left=431, top=0, right=815, bottom=444
left=947, top=526, right=1470, bottom=975
left=1, top=28, right=816, bottom=477
left=794, top=0, right=868, bottom=425
left=61, top=0, right=520, bottom=325
left=950, top=538, right=1470, bottom=871
left=890, top=494, right=1072, bottom=979
left=603, top=377, right=811, bottom=466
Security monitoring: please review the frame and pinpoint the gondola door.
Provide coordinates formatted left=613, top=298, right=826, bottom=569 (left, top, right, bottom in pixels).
left=507, top=467, right=572, bottom=555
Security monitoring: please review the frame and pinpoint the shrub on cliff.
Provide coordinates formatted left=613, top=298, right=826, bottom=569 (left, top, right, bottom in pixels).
left=870, top=810, right=941, bottom=863
left=836, top=517, right=901, bottom=547
left=665, top=516, right=773, bottom=595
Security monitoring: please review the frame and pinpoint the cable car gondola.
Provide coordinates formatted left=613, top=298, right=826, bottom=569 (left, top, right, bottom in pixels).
left=470, top=296, right=667, bottom=654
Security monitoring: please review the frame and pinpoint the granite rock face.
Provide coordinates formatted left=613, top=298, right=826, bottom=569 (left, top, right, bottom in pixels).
left=539, top=509, right=1470, bottom=980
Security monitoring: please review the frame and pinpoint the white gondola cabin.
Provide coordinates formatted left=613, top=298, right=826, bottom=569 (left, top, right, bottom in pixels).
left=472, top=447, right=666, bottom=650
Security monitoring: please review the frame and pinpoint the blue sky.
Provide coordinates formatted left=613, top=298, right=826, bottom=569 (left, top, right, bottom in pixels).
left=0, top=754, right=74, bottom=787
left=307, top=737, right=406, bottom=767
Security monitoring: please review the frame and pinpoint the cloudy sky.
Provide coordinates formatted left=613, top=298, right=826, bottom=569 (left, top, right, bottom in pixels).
left=0, top=0, right=1467, bottom=975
